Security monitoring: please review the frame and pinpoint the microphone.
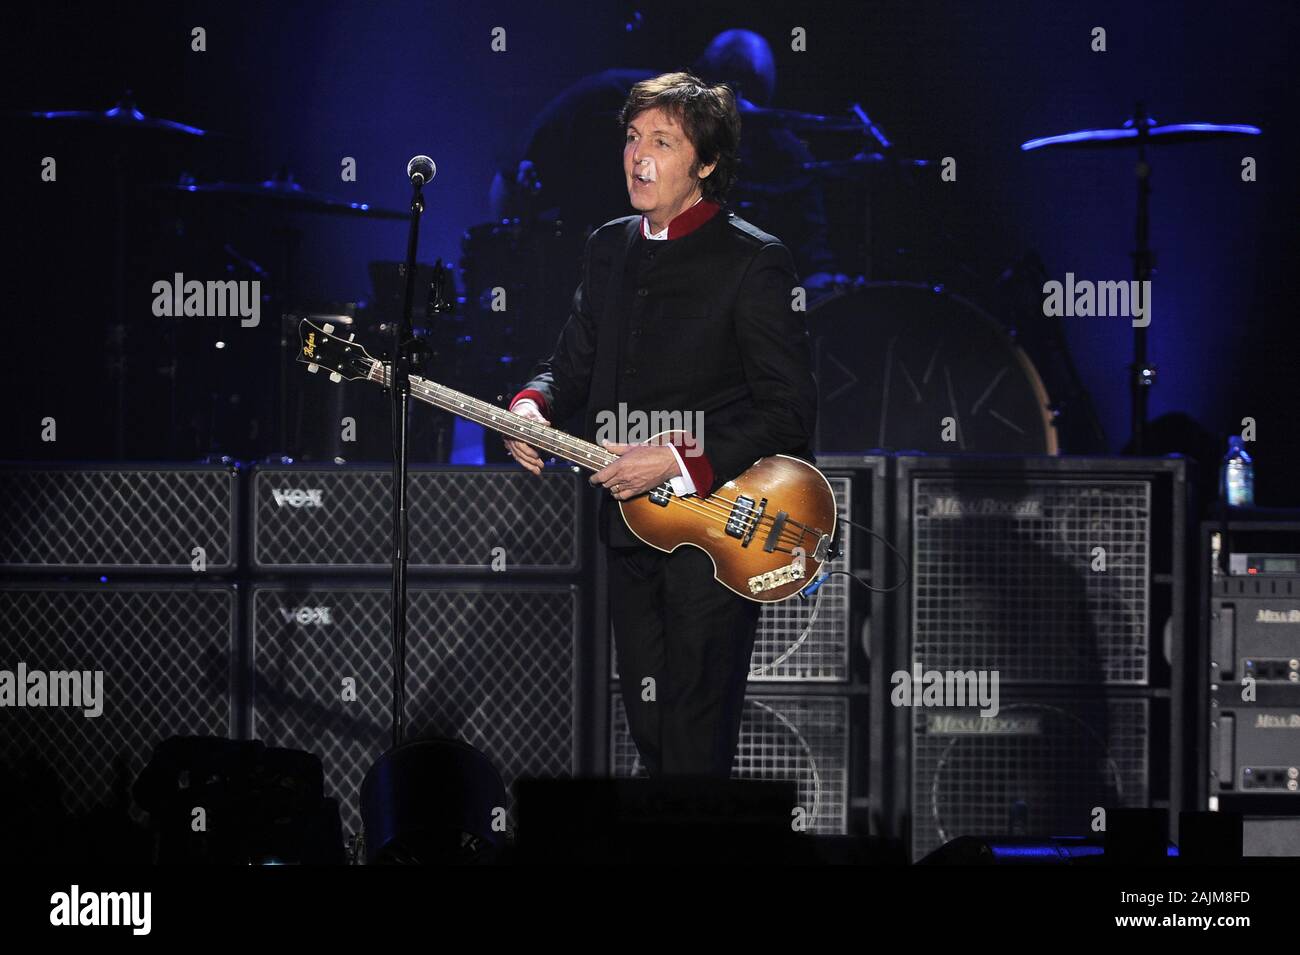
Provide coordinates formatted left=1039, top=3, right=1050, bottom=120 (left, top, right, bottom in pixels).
left=406, top=155, right=436, bottom=186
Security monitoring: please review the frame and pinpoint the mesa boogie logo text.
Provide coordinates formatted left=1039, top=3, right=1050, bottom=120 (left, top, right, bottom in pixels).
left=1254, top=713, right=1300, bottom=729
left=1255, top=609, right=1300, bottom=624
left=272, top=488, right=324, bottom=508
left=928, top=496, right=1043, bottom=519
left=926, top=713, right=1043, bottom=735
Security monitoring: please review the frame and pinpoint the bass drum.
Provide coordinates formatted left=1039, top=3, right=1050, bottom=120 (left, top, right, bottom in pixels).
left=808, top=282, right=1058, bottom=454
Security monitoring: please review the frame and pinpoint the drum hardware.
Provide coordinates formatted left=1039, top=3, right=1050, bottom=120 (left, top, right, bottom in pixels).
left=1021, top=105, right=1262, bottom=453
left=155, top=168, right=407, bottom=220
left=155, top=169, right=410, bottom=458
left=18, top=92, right=219, bottom=459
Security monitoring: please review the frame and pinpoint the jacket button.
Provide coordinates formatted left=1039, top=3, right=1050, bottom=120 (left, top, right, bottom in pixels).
left=636, top=287, right=648, bottom=296
left=624, top=367, right=637, bottom=376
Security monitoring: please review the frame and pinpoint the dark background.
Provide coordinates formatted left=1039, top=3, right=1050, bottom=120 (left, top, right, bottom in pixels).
left=3, top=0, right=1296, bottom=509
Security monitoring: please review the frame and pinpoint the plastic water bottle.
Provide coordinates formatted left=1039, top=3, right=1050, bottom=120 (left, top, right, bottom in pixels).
left=1222, top=436, right=1254, bottom=508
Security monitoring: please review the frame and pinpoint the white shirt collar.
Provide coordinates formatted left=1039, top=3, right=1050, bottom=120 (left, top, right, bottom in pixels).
left=642, top=195, right=703, bottom=240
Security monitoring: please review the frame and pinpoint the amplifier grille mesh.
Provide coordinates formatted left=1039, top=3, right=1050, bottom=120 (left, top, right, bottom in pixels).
left=0, top=586, right=235, bottom=819
left=253, top=468, right=580, bottom=571
left=912, top=479, right=1151, bottom=684
left=0, top=467, right=235, bottom=570
left=910, top=698, right=1149, bottom=859
left=610, top=693, right=849, bottom=833
left=251, top=585, right=577, bottom=836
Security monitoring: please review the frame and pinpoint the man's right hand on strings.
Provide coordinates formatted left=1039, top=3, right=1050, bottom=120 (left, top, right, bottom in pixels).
left=504, top=399, right=550, bottom=476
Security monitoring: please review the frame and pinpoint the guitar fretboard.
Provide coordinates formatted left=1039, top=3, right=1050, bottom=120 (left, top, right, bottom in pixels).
left=366, top=360, right=618, bottom=472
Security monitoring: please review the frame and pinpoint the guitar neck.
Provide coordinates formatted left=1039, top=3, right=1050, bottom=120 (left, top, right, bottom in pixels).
left=364, top=360, right=615, bottom=472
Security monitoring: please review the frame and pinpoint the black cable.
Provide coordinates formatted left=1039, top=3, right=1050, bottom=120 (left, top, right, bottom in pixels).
left=841, top=515, right=911, bottom=592
left=801, top=515, right=911, bottom=595
left=778, top=516, right=911, bottom=669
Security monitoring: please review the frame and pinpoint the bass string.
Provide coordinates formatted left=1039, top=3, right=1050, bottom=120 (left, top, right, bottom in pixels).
left=383, top=364, right=820, bottom=544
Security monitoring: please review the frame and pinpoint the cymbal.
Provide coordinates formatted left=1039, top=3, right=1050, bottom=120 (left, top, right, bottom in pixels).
left=156, top=172, right=407, bottom=220
left=802, top=152, right=934, bottom=178
left=20, top=93, right=212, bottom=137
left=740, top=104, right=868, bottom=134
left=1022, top=115, right=1261, bottom=151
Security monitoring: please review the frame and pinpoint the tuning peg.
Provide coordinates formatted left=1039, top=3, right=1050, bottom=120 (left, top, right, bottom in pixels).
left=323, top=323, right=335, bottom=334
left=307, top=363, right=319, bottom=373
left=329, top=372, right=342, bottom=383
left=347, top=333, right=355, bottom=341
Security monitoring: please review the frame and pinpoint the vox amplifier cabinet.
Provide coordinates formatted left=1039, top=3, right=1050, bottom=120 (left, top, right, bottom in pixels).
left=0, top=463, right=238, bottom=572
left=250, top=465, right=582, bottom=573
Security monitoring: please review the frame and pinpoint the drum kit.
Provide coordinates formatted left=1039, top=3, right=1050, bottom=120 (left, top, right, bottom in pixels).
left=754, top=101, right=1258, bottom=456
left=20, top=91, right=1261, bottom=461
left=22, top=94, right=415, bottom=461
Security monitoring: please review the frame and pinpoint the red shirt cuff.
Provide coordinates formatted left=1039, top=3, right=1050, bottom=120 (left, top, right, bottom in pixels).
left=669, top=434, right=713, bottom=494
left=510, top=389, right=550, bottom=418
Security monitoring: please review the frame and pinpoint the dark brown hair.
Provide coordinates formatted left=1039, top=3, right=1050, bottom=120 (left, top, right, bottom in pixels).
left=618, top=71, right=741, bottom=202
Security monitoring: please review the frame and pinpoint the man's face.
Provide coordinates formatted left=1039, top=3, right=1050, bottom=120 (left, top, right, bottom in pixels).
left=623, top=107, right=716, bottom=223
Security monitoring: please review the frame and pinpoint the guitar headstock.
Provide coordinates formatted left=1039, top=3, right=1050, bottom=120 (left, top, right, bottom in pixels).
left=298, top=319, right=378, bottom=383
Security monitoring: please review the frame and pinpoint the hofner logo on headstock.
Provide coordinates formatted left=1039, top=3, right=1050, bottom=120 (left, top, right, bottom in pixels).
left=303, top=330, right=317, bottom=358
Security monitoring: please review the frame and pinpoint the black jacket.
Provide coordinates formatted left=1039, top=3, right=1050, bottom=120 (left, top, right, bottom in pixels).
left=517, top=206, right=818, bottom=546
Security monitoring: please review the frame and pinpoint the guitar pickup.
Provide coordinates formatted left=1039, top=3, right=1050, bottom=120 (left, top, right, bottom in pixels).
left=725, top=495, right=755, bottom=538
left=648, top=485, right=672, bottom=507
left=741, top=498, right=766, bottom=547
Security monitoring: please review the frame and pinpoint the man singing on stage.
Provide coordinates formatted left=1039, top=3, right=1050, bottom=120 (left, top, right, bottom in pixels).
left=504, top=71, right=817, bottom=776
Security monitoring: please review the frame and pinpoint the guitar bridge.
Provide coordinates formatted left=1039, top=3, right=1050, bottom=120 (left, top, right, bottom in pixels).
left=747, top=560, right=807, bottom=595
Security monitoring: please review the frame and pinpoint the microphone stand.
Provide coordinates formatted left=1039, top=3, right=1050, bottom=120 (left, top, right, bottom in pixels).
left=359, top=158, right=512, bottom=864
left=389, top=169, right=427, bottom=748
